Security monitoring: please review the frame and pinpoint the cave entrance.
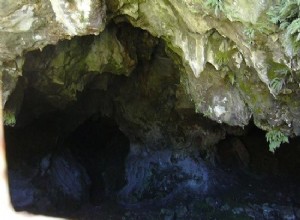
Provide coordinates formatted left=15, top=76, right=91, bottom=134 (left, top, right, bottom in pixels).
left=64, top=115, right=130, bottom=205
left=4, top=85, right=130, bottom=213
left=4, top=21, right=300, bottom=219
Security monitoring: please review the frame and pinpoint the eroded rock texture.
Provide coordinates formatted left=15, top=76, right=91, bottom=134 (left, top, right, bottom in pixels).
left=2, top=0, right=300, bottom=136
left=2, top=0, right=300, bottom=219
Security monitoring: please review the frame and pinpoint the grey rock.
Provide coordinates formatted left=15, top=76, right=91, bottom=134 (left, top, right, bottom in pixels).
left=232, top=207, right=244, bottom=215
left=175, top=205, right=188, bottom=218
left=118, top=150, right=232, bottom=207
left=48, top=151, right=91, bottom=209
left=161, top=209, right=175, bottom=220
left=220, top=204, right=230, bottom=211
left=296, top=209, right=300, bottom=218
left=9, top=170, right=36, bottom=210
left=281, top=207, right=296, bottom=220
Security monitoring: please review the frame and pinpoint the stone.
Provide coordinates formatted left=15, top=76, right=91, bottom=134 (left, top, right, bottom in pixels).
left=232, top=207, right=244, bottom=215
left=175, top=205, right=188, bottom=219
left=280, top=207, right=296, bottom=220
left=296, top=209, right=300, bottom=218
left=161, top=209, right=175, bottom=220
left=8, top=170, right=37, bottom=211
left=262, top=203, right=275, bottom=219
left=1, top=0, right=300, bottom=138
left=47, top=151, right=91, bottom=210
left=118, top=150, right=232, bottom=207
left=2, top=1, right=300, bottom=219
left=220, top=204, right=230, bottom=211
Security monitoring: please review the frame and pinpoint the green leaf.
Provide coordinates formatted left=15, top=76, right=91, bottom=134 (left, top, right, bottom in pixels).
left=266, top=130, right=289, bottom=153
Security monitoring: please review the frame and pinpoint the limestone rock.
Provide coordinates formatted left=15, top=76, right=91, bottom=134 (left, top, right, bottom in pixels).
left=2, top=0, right=300, bottom=138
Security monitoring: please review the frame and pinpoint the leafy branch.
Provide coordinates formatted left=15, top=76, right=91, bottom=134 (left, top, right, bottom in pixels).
left=266, top=130, right=289, bottom=153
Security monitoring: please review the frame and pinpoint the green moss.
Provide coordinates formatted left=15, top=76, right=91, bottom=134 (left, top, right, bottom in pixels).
left=226, top=71, right=235, bottom=85
left=215, top=51, right=231, bottom=66
left=237, top=68, right=272, bottom=116
left=3, top=110, right=16, bottom=126
left=266, top=61, right=290, bottom=79
left=51, top=51, right=65, bottom=68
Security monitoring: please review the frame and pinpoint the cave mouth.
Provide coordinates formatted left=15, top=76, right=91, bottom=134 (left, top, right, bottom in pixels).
left=3, top=23, right=300, bottom=219
left=4, top=107, right=131, bottom=214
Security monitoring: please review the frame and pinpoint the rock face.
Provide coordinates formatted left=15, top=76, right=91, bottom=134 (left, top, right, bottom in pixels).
left=8, top=151, right=91, bottom=214
left=2, top=0, right=300, bottom=219
left=2, top=0, right=300, bottom=140
left=118, top=149, right=232, bottom=208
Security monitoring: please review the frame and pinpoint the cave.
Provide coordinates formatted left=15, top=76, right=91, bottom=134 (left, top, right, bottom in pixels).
left=5, top=91, right=132, bottom=215
left=65, top=115, right=130, bottom=205
left=2, top=19, right=300, bottom=220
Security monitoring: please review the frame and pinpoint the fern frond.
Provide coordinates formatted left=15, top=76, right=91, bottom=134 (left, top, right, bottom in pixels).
left=269, top=77, right=285, bottom=95
left=268, top=0, right=300, bottom=56
left=266, top=130, right=289, bottom=153
left=287, top=18, right=300, bottom=35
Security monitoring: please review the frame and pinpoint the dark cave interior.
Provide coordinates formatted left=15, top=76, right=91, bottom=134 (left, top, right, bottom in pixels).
left=4, top=74, right=300, bottom=218
left=5, top=94, right=131, bottom=213
left=65, top=115, right=130, bottom=205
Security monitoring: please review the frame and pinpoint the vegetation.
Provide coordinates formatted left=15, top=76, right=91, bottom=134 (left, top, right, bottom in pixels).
left=215, top=51, right=230, bottom=66
left=267, top=62, right=291, bottom=96
left=215, top=40, right=234, bottom=66
left=203, top=108, right=213, bottom=118
left=243, top=27, right=255, bottom=45
left=204, top=0, right=224, bottom=16
left=227, top=72, right=235, bottom=85
left=266, top=130, right=289, bottom=153
left=3, top=110, right=16, bottom=126
left=268, top=0, right=300, bottom=55
left=268, top=63, right=291, bottom=96
left=269, top=77, right=285, bottom=95
left=243, top=21, right=275, bottom=45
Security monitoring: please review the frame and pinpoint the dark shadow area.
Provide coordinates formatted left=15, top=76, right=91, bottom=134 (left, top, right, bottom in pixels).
left=215, top=123, right=300, bottom=218
left=4, top=87, right=130, bottom=216
left=64, top=115, right=130, bottom=205
left=216, top=122, right=300, bottom=179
